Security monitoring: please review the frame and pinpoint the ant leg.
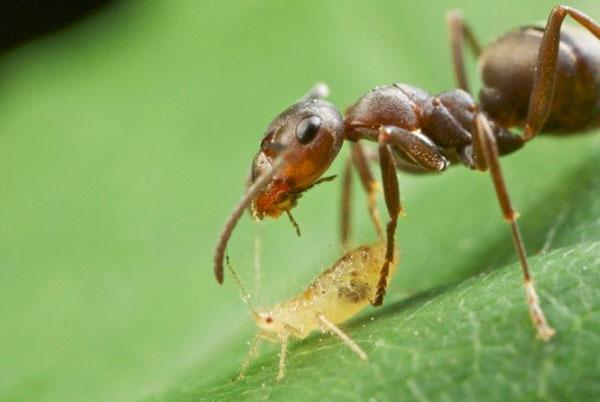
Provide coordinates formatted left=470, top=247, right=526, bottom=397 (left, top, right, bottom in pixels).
left=276, top=332, right=289, bottom=381
left=474, top=113, right=555, bottom=341
left=352, top=143, right=384, bottom=240
left=342, top=139, right=434, bottom=247
left=372, top=126, right=449, bottom=306
left=238, top=333, right=261, bottom=380
left=316, top=313, right=368, bottom=361
left=340, top=153, right=354, bottom=248
left=446, top=10, right=483, bottom=93
left=384, top=128, right=450, bottom=172
left=372, top=128, right=401, bottom=306
left=524, top=5, right=600, bottom=140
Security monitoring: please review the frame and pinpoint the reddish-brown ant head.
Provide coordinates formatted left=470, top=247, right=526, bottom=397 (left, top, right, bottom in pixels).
left=250, top=97, right=344, bottom=218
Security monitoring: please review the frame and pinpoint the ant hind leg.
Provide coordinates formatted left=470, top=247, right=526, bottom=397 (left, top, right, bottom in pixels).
left=524, top=6, right=600, bottom=140
left=473, top=112, right=555, bottom=341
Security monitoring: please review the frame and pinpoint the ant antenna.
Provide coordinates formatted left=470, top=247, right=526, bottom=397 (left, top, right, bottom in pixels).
left=286, top=211, right=301, bottom=237
left=299, top=82, right=330, bottom=102
left=214, top=150, right=291, bottom=283
left=226, top=255, right=258, bottom=316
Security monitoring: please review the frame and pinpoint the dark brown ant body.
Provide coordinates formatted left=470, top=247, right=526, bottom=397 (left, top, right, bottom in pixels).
left=214, top=5, right=600, bottom=341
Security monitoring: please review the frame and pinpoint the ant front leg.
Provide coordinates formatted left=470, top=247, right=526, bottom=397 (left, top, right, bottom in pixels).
left=340, top=143, right=385, bottom=248
left=372, top=126, right=450, bottom=306
left=372, top=128, right=401, bottom=306
left=446, top=9, right=483, bottom=94
left=340, top=152, right=354, bottom=248
left=524, top=5, right=600, bottom=140
left=473, top=112, right=555, bottom=341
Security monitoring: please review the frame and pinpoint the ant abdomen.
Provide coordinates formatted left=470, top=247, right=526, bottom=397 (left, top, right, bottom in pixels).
left=480, top=24, right=600, bottom=132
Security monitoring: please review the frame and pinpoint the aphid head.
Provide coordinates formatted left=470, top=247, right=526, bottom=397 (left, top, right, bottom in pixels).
left=252, top=310, right=281, bottom=333
left=250, top=94, right=344, bottom=219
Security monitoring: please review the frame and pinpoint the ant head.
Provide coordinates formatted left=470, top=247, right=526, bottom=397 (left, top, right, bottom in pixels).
left=250, top=95, right=344, bottom=219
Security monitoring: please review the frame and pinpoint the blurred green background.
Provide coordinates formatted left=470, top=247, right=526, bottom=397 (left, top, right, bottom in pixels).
left=0, top=1, right=598, bottom=401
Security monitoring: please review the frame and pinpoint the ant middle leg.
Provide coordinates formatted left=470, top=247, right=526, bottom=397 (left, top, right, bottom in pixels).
left=524, top=5, right=600, bottom=140
left=473, top=112, right=555, bottom=341
left=446, top=9, right=483, bottom=94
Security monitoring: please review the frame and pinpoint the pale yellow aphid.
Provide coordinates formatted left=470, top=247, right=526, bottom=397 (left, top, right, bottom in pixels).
left=228, top=240, right=398, bottom=381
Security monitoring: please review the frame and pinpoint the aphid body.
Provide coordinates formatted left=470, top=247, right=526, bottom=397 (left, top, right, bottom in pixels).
left=236, top=241, right=398, bottom=380
left=255, top=241, right=397, bottom=338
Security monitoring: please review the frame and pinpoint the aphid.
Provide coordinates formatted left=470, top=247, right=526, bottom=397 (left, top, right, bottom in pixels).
left=228, top=241, right=398, bottom=381
left=214, top=6, right=600, bottom=341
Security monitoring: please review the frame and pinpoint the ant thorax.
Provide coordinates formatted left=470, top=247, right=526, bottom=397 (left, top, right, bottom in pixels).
left=252, top=241, right=398, bottom=340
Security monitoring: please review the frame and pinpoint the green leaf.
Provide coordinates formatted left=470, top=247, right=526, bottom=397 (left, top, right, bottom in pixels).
left=196, top=242, right=600, bottom=402
left=165, top=153, right=600, bottom=402
left=0, top=1, right=599, bottom=402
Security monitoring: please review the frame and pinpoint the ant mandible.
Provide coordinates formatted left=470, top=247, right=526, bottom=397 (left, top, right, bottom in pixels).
left=214, top=5, right=600, bottom=341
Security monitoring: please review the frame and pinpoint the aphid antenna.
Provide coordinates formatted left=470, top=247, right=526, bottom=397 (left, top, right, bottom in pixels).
left=226, top=255, right=259, bottom=316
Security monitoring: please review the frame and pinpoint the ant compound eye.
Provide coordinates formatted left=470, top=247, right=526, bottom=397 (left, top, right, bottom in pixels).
left=295, top=115, right=322, bottom=144
left=265, top=316, right=273, bottom=324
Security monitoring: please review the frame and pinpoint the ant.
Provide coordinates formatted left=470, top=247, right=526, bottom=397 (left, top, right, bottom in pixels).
left=227, top=240, right=398, bottom=381
left=214, top=5, right=600, bottom=342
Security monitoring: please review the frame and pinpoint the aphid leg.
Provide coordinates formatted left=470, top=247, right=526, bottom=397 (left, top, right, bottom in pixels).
left=372, top=127, right=402, bottom=306
left=276, top=332, right=289, bottom=381
left=316, top=313, right=368, bottom=361
left=524, top=6, right=600, bottom=140
left=473, top=113, right=555, bottom=341
left=238, top=333, right=261, bottom=380
left=214, top=151, right=290, bottom=283
left=446, top=9, right=482, bottom=93
left=352, top=142, right=384, bottom=240
left=340, top=152, right=354, bottom=248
